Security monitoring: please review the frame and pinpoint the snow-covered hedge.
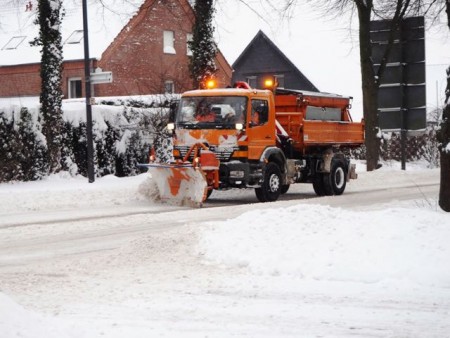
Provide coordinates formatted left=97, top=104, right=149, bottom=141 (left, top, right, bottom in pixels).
left=0, top=94, right=440, bottom=182
left=0, top=95, right=177, bottom=182
left=350, top=127, right=441, bottom=169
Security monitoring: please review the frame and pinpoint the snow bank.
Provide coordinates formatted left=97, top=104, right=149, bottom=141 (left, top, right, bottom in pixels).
left=198, top=204, right=450, bottom=287
left=0, top=293, right=75, bottom=338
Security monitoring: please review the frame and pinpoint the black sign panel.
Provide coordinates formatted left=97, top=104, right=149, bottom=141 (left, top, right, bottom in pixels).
left=378, top=85, right=426, bottom=109
left=370, top=16, right=426, bottom=131
left=374, top=63, right=425, bottom=85
left=379, top=108, right=427, bottom=130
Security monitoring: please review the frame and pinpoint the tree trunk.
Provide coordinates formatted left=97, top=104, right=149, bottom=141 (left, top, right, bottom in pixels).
left=356, top=2, right=380, bottom=171
left=438, top=65, right=450, bottom=212
left=439, top=131, right=450, bottom=212
left=438, top=1, right=450, bottom=212
left=34, top=0, right=64, bottom=173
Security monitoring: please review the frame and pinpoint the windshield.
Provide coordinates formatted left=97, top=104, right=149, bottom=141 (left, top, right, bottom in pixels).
left=176, top=96, right=247, bottom=129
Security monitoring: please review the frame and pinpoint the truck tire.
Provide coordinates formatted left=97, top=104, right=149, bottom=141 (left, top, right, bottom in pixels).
left=312, top=176, right=326, bottom=196
left=255, top=162, right=282, bottom=202
left=322, top=159, right=347, bottom=196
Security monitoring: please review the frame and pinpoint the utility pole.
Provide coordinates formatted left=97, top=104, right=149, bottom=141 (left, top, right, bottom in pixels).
left=82, top=0, right=95, bottom=183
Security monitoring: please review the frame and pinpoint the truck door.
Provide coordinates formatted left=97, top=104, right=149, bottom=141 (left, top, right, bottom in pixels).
left=247, top=99, right=275, bottom=160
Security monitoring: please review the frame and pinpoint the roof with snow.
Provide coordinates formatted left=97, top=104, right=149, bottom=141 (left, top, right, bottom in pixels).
left=0, top=0, right=146, bottom=66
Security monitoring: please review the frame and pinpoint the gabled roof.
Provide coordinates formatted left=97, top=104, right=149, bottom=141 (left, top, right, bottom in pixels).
left=0, top=0, right=145, bottom=66
left=232, top=30, right=318, bottom=91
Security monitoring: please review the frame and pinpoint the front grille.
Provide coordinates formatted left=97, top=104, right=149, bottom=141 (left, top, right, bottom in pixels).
left=174, top=145, right=237, bottom=162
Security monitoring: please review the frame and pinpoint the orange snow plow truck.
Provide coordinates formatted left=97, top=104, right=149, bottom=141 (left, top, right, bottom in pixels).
left=140, top=81, right=364, bottom=206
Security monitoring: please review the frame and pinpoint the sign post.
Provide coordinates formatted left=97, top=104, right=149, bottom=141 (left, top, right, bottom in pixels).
left=82, top=0, right=95, bottom=183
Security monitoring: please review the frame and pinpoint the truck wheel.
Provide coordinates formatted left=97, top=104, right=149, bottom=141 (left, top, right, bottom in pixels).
left=312, top=176, right=326, bottom=196
left=331, top=159, right=347, bottom=195
left=281, top=184, right=290, bottom=194
left=255, top=162, right=282, bottom=202
left=323, top=159, right=347, bottom=196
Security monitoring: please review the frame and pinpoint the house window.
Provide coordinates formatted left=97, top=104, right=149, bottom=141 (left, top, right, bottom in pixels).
left=65, top=30, right=84, bottom=44
left=246, top=76, right=257, bottom=88
left=186, top=33, right=193, bottom=56
left=68, top=78, right=82, bottom=98
left=164, top=81, right=174, bottom=94
left=163, top=30, right=175, bottom=54
left=274, top=74, right=285, bottom=88
left=2, top=36, right=26, bottom=50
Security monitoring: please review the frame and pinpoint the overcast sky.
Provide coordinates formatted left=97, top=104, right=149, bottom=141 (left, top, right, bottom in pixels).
left=214, top=1, right=450, bottom=121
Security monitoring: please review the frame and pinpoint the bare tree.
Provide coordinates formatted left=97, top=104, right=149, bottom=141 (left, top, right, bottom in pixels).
left=304, top=0, right=446, bottom=171
left=229, top=0, right=445, bottom=172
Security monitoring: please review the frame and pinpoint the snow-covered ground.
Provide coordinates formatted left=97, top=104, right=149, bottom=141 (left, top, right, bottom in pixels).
left=0, top=161, right=449, bottom=338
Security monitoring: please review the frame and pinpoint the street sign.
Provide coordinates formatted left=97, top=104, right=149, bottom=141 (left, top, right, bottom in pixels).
left=90, top=71, right=113, bottom=84
left=370, top=16, right=426, bottom=131
left=370, top=16, right=426, bottom=170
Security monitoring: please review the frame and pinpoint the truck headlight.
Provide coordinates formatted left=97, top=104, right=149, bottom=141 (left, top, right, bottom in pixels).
left=167, top=123, right=175, bottom=131
left=235, top=123, right=243, bottom=130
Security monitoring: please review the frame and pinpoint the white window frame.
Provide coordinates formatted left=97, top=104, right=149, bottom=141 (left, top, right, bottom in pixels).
left=68, top=77, right=83, bottom=98
left=186, top=33, right=193, bottom=56
left=164, top=80, right=174, bottom=94
left=163, top=30, right=176, bottom=54
left=246, top=76, right=257, bottom=88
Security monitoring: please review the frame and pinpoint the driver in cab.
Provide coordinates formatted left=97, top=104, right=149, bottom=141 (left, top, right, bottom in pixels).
left=195, top=102, right=216, bottom=122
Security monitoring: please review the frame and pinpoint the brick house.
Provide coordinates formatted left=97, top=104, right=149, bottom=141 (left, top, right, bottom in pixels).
left=0, top=0, right=232, bottom=100
left=232, top=30, right=318, bottom=91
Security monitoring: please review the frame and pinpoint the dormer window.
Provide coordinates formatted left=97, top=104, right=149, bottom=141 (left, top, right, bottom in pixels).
left=65, top=30, right=84, bottom=44
left=2, top=36, right=26, bottom=50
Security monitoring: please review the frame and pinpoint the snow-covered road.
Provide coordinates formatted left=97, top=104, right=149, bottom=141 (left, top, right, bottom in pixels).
left=1, top=162, right=449, bottom=338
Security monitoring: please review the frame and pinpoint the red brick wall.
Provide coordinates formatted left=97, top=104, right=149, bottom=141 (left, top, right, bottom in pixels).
left=0, top=60, right=91, bottom=99
left=0, top=63, right=41, bottom=97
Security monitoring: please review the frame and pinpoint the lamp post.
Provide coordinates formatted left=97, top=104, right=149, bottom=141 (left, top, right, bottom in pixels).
left=82, top=0, right=95, bottom=183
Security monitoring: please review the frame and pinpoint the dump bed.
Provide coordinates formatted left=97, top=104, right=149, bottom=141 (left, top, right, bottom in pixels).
left=274, top=89, right=364, bottom=153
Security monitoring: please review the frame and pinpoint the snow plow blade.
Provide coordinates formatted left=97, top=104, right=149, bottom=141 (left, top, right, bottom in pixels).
left=139, top=163, right=208, bottom=207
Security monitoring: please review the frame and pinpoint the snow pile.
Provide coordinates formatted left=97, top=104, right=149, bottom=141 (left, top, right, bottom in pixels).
left=0, top=293, right=75, bottom=338
left=0, top=172, right=148, bottom=216
left=198, top=204, right=450, bottom=287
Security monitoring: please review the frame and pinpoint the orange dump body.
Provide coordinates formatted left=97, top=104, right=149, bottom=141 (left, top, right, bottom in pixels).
left=274, top=90, right=364, bottom=154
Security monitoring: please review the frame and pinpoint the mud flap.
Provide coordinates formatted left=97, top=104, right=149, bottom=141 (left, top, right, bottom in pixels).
left=139, top=163, right=208, bottom=207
